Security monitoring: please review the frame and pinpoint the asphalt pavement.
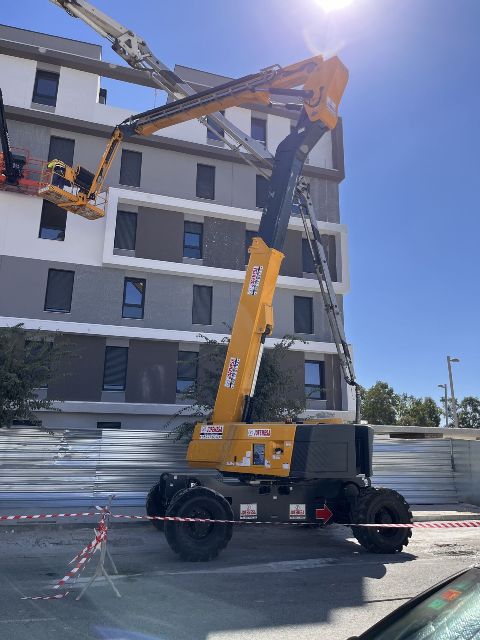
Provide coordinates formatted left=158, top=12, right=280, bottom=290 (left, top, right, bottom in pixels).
left=0, top=521, right=478, bottom=640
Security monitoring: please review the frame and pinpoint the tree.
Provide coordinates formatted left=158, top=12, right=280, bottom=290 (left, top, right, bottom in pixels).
left=397, top=394, right=441, bottom=428
left=0, top=325, right=71, bottom=428
left=361, top=381, right=398, bottom=425
left=457, top=396, right=480, bottom=429
left=172, top=335, right=306, bottom=440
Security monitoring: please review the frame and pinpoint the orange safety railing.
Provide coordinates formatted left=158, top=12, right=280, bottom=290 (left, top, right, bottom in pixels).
left=37, top=162, right=107, bottom=221
left=0, top=148, right=45, bottom=196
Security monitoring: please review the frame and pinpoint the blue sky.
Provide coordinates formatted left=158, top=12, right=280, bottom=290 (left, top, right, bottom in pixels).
left=3, top=0, right=479, bottom=401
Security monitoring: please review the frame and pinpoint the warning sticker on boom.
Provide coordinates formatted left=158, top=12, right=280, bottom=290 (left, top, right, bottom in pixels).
left=247, top=428, right=271, bottom=438
left=289, top=504, right=306, bottom=520
left=247, top=265, right=263, bottom=296
left=224, top=357, right=240, bottom=389
left=199, top=425, right=224, bottom=440
left=240, top=503, right=258, bottom=520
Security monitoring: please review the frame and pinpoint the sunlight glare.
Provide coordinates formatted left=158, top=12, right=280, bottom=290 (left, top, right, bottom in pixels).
left=316, top=0, right=354, bottom=13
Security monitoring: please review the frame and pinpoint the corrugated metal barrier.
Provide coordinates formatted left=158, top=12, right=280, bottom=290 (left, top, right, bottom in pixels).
left=0, top=427, right=458, bottom=513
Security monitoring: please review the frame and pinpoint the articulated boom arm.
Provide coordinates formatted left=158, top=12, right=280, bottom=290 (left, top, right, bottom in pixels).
left=49, top=0, right=273, bottom=170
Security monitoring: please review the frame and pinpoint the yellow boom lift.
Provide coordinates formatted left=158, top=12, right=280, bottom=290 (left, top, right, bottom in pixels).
left=44, top=0, right=413, bottom=561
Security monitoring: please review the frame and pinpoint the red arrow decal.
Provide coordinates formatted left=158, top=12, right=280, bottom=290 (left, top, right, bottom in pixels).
left=315, top=504, right=333, bottom=524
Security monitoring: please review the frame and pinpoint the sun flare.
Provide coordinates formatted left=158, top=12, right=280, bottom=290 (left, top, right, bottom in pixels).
left=315, top=0, right=354, bottom=13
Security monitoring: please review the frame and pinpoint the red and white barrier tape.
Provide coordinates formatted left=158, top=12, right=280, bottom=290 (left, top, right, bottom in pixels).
left=21, top=512, right=109, bottom=600
left=0, top=511, right=96, bottom=521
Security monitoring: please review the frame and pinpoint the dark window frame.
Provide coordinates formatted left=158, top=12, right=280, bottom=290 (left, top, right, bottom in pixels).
left=302, top=238, right=315, bottom=273
left=183, top=221, right=203, bottom=259
left=32, top=69, right=59, bottom=107
left=97, top=421, right=121, bottom=429
left=44, top=268, right=74, bottom=313
left=39, top=201, right=67, bottom=241
left=256, top=174, right=269, bottom=209
left=206, top=110, right=225, bottom=141
left=119, top=149, right=142, bottom=188
left=114, top=210, right=138, bottom=251
left=122, top=277, right=146, bottom=319
left=102, top=346, right=128, bottom=392
left=192, top=284, right=213, bottom=325
left=294, top=296, right=314, bottom=334
left=196, top=164, right=215, bottom=200
left=304, top=360, right=326, bottom=400
left=251, top=116, right=267, bottom=145
left=176, top=350, right=198, bottom=394
left=245, top=229, right=257, bottom=265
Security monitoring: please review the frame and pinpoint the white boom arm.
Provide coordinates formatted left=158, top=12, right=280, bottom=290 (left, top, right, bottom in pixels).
left=49, top=0, right=274, bottom=173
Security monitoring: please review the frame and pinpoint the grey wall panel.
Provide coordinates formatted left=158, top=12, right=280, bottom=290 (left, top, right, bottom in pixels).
left=47, top=334, right=106, bottom=402
left=0, top=24, right=101, bottom=59
left=277, top=349, right=304, bottom=403
left=280, top=230, right=303, bottom=278
left=309, top=178, right=340, bottom=224
left=0, top=256, right=333, bottom=342
left=135, top=207, right=184, bottom=262
left=203, top=217, right=244, bottom=270
left=7, top=120, right=51, bottom=163
left=125, top=340, right=178, bottom=404
left=324, top=354, right=342, bottom=410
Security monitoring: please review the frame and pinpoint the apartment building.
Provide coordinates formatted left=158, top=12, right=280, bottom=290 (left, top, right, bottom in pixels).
left=0, top=24, right=354, bottom=430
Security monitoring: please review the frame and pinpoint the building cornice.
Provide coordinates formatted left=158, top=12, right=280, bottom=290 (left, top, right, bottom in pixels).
left=5, top=104, right=344, bottom=181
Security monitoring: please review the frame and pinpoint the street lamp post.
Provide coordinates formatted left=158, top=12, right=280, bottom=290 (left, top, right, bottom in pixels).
left=447, top=356, right=460, bottom=429
left=438, top=384, right=448, bottom=428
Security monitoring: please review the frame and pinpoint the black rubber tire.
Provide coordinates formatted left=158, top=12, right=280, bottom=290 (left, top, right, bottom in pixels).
left=164, top=486, right=233, bottom=562
left=350, top=487, right=412, bottom=554
left=146, top=481, right=165, bottom=531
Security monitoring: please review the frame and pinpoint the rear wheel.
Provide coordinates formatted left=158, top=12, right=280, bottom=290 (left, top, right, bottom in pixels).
left=350, top=487, right=412, bottom=554
left=164, top=486, right=233, bottom=561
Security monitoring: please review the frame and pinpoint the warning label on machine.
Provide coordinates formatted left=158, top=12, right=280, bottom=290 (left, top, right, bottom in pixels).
left=199, top=425, right=224, bottom=440
left=224, top=357, right=240, bottom=388
left=247, top=428, right=271, bottom=438
left=240, top=503, right=258, bottom=520
left=247, top=265, right=263, bottom=296
left=289, top=504, right=306, bottom=520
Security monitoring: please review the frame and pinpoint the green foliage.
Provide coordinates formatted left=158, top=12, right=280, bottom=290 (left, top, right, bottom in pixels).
left=397, top=394, right=441, bottom=428
left=171, top=335, right=306, bottom=441
left=457, top=396, right=480, bottom=429
left=0, top=325, right=71, bottom=428
left=361, top=381, right=397, bottom=425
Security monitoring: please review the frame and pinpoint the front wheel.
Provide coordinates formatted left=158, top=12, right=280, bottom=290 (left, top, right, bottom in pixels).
left=350, top=487, right=412, bottom=554
left=164, top=486, right=233, bottom=562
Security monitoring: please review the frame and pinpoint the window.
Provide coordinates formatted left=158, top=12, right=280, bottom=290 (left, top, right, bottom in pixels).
left=192, top=285, right=212, bottom=325
left=102, top=346, right=128, bottom=391
left=98, top=88, right=107, bottom=105
left=44, top=269, right=74, bottom=313
left=206, top=111, right=224, bottom=141
left=122, top=278, right=146, bottom=319
left=305, top=360, right=325, bottom=400
left=97, top=422, right=121, bottom=429
left=256, top=175, right=269, bottom=209
left=302, top=239, right=315, bottom=273
left=25, top=339, right=52, bottom=389
left=120, top=150, right=142, bottom=187
left=32, top=70, right=59, bottom=107
left=176, top=351, right=198, bottom=393
left=39, top=201, right=67, bottom=241
left=183, top=221, right=203, bottom=259
left=251, top=117, right=267, bottom=145
left=114, top=211, right=137, bottom=250
left=245, top=230, right=257, bottom=264
left=196, top=164, right=215, bottom=200
left=294, top=296, right=313, bottom=334
left=48, top=136, right=75, bottom=165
